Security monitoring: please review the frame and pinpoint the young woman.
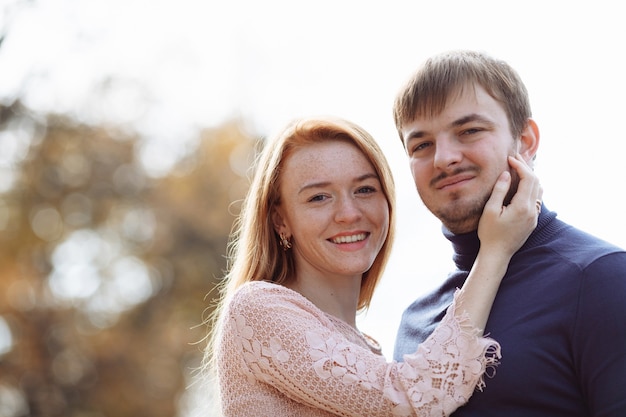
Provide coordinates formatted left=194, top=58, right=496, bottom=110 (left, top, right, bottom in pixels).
left=205, top=116, right=541, bottom=416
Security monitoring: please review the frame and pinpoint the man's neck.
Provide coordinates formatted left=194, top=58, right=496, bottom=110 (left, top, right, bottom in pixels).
left=443, top=226, right=481, bottom=271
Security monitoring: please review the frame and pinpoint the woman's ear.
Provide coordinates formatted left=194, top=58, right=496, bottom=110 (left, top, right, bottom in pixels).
left=271, top=207, right=289, bottom=236
left=518, top=118, right=540, bottom=164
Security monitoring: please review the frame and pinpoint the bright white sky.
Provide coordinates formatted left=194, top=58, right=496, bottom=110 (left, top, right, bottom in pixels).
left=1, top=0, right=625, bottom=362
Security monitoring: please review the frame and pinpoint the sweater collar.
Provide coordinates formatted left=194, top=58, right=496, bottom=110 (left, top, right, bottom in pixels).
left=443, top=203, right=558, bottom=271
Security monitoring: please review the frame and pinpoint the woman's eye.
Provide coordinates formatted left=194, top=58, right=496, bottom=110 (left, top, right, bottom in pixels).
left=308, top=194, right=327, bottom=202
left=357, top=186, right=376, bottom=194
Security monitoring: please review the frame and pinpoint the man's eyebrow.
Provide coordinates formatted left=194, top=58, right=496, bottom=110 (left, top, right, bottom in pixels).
left=405, top=130, right=425, bottom=142
left=450, top=113, right=495, bottom=128
left=404, top=113, right=495, bottom=148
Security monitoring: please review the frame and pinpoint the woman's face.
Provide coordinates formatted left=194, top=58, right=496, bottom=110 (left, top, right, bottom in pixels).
left=273, top=140, right=389, bottom=282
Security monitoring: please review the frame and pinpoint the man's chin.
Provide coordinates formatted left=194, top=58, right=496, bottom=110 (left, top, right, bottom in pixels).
left=430, top=201, right=485, bottom=234
left=441, top=217, right=481, bottom=235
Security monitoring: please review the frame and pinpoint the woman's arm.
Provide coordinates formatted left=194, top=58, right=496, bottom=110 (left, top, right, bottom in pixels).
left=455, top=154, right=542, bottom=333
left=220, top=283, right=500, bottom=417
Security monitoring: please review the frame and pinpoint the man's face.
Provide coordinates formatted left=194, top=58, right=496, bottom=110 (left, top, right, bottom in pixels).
left=401, top=84, right=518, bottom=234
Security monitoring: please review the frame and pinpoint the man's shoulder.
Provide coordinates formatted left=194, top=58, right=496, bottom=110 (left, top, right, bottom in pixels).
left=537, top=216, right=625, bottom=267
left=401, top=272, right=464, bottom=315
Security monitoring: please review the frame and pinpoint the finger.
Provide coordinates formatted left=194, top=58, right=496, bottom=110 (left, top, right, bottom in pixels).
left=507, top=154, right=534, bottom=180
left=484, top=170, right=511, bottom=213
left=507, top=155, right=542, bottom=204
left=506, top=156, right=543, bottom=224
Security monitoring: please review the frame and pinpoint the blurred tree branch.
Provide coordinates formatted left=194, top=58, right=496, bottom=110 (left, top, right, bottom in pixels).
left=0, top=100, right=257, bottom=417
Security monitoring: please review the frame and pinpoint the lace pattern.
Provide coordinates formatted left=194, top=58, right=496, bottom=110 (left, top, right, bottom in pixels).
left=216, top=281, right=500, bottom=417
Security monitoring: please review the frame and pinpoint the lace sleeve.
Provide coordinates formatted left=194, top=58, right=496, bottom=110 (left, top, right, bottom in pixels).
left=222, top=283, right=500, bottom=417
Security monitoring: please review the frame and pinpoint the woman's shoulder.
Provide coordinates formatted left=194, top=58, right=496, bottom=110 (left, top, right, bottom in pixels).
left=228, top=281, right=318, bottom=315
left=223, top=281, right=336, bottom=340
left=233, top=280, right=296, bottom=300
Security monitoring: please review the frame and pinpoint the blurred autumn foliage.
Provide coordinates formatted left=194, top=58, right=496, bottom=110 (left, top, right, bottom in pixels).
left=0, top=101, right=257, bottom=416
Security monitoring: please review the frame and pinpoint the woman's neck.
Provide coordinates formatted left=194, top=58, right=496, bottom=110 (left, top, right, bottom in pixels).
left=287, top=275, right=361, bottom=327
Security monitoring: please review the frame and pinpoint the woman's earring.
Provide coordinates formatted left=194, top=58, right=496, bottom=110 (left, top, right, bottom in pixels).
left=279, top=233, right=292, bottom=250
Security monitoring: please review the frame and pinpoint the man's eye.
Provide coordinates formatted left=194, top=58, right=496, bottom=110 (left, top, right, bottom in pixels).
left=461, top=128, right=482, bottom=135
left=411, top=142, right=431, bottom=154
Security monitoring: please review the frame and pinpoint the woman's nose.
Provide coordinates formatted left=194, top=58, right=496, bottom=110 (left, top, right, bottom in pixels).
left=334, top=197, right=362, bottom=223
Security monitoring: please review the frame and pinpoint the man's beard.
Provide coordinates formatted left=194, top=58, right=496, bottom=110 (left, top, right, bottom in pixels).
left=424, top=165, right=522, bottom=234
left=432, top=193, right=488, bottom=234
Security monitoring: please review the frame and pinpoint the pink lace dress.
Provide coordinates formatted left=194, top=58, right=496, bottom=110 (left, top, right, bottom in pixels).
left=216, top=281, right=500, bottom=417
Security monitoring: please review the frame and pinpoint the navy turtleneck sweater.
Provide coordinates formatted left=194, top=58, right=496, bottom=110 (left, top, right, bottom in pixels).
left=393, top=205, right=626, bottom=416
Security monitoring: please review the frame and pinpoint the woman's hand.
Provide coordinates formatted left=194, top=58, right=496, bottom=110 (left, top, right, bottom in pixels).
left=455, top=155, right=542, bottom=333
left=478, top=154, right=543, bottom=257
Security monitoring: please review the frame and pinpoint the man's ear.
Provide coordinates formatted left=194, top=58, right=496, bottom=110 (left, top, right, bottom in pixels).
left=518, top=118, right=540, bottom=164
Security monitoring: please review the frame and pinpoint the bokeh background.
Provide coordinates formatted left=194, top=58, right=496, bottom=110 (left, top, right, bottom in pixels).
left=1, top=0, right=625, bottom=416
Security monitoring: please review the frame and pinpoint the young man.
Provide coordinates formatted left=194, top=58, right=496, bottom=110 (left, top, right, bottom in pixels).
left=392, top=50, right=626, bottom=416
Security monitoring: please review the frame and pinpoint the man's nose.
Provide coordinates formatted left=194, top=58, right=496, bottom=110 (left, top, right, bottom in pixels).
left=433, top=137, right=463, bottom=170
